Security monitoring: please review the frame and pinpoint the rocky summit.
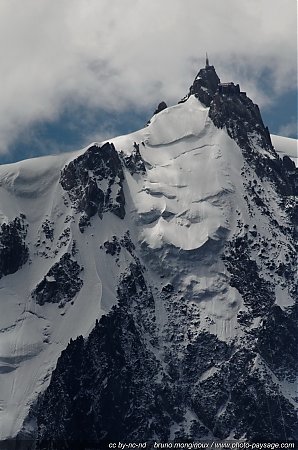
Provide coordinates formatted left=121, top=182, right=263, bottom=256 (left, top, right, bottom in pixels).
left=0, top=62, right=297, bottom=448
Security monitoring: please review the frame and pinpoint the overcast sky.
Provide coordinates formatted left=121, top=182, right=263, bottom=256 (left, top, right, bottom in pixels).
left=0, top=0, right=297, bottom=163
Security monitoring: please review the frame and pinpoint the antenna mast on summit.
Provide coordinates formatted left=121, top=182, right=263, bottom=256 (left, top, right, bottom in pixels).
left=206, top=52, right=210, bottom=67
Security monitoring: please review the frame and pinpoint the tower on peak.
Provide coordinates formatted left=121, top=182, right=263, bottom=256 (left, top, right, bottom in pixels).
left=206, top=53, right=209, bottom=68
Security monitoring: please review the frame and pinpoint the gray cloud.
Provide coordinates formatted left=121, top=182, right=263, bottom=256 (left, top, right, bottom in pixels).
left=0, top=0, right=296, bottom=154
left=278, top=118, right=298, bottom=138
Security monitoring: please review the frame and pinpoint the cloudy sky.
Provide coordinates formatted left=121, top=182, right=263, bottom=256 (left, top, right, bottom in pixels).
left=0, top=0, right=297, bottom=163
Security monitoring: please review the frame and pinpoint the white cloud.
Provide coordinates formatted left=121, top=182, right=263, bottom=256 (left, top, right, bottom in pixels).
left=0, top=0, right=296, bottom=154
left=278, top=119, right=298, bottom=138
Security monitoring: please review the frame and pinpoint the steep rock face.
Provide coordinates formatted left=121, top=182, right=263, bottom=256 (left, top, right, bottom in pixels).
left=223, top=235, right=276, bottom=317
left=194, top=66, right=297, bottom=199
left=187, top=65, right=220, bottom=107
left=0, top=216, right=29, bottom=279
left=257, top=304, right=298, bottom=380
left=36, top=307, right=173, bottom=445
left=183, top=63, right=296, bottom=200
left=209, top=87, right=272, bottom=152
left=60, top=142, right=125, bottom=231
left=208, top=89, right=296, bottom=198
left=186, top=346, right=297, bottom=441
left=35, top=276, right=298, bottom=444
left=282, top=155, right=298, bottom=197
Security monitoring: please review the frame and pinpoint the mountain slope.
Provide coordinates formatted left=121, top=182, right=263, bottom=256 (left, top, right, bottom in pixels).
left=0, top=64, right=297, bottom=444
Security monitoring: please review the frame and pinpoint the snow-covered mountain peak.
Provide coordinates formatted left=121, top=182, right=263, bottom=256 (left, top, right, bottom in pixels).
left=0, top=65, right=297, bottom=443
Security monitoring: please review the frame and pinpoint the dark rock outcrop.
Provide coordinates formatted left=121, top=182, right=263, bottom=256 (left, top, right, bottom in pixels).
left=121, top=142, right=146, bottom=175
left=184, top=64, right=297, bottom=200
left=153, top=101, right=167, bottom=115
left=60, top=143, right=125, bottom=231
left=209, top=88, right=273, bottom=153
left=32, top=253, right=83, bottom=306
left=257, top=304, right=298, bottom=380
left=0, top=216, right=29, bottom=279
left=147, top=101, right=168, bottom=126
left=223, top=235, right=275, bottom=317
left=103, top=232, right=135, bottom=257
left=282, top=156, right=298, bottom=196
left=34, top=301, right=298, bottom=444
left=188, top=65, right=220, bottom=107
